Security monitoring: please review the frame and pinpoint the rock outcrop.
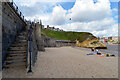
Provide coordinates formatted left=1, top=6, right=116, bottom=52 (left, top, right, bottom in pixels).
left=76, top=39, right=107, bottom=49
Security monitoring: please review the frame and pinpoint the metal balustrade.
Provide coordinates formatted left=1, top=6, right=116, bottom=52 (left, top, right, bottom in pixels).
left=10, top=1, right=25, bottom=21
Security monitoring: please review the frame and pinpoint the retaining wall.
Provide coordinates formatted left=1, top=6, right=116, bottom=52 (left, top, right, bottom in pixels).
left=2, top=2, right=26, bottom=65
left=34, top=23, right=45, bottom=51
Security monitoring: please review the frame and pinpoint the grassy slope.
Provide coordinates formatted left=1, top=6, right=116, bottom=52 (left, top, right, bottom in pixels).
left=42, top=29, right=96, bottom=42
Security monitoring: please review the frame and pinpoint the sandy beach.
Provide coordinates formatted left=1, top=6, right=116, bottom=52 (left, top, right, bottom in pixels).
left=2, top=47, right=118, bottom=78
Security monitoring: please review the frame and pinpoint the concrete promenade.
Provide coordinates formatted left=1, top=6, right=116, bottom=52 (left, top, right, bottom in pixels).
left=3, top=47, right=118, bottom=78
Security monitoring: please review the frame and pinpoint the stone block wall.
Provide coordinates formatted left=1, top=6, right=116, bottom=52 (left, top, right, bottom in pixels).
left=0, top=2, right=2, bottom=70
left=2, top=2, right=26, bottom=65
left=31, top=26, right=38, bottom=66
left=42, top=35, right=75, bottom=47
left=34, top=23, right=44, bottom=51
left=42, top=35, right=56, bottom=47
left=56, top=42, right=75, bottom=47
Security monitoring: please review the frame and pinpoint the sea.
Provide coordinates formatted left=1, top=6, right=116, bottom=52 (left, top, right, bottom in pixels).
left=98, top=44, right=120, bottom=55
left=75, top=44, right=120, bottom=55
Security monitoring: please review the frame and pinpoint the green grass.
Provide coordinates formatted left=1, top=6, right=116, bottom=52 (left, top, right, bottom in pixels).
left=42, top=29, right=96, bottom=42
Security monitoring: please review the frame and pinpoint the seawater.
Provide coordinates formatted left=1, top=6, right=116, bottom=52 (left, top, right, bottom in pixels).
left=99, top=44, right=120, bottom=55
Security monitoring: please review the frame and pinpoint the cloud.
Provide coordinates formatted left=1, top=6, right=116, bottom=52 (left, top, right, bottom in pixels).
left=17, top=0, right=113, bottom=25
left=115, top=15, right=118, bottom=18
left=15, top=1, right=58, bottom=17
left=60, top=18, right=114, bottom=31
left=91, top=24, right=118, bottom=37
left=55, top=17, right=117, bottom=37
left=14, top=0, right=40, bottom=7
left=67, top=0, right=112, bottom=22
left=112, top=8, right=118, bottom=12
left=14, top=0, right=117, bottom=37
left=25, top=14, right=50, bottom=25
left=49, top=5, right=67, bottom=25
left=25, top=5, right=67, bottom=25
left=14, top=0, right=58, bottom=7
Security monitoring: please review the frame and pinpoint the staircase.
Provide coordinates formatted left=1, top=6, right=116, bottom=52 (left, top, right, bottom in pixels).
left=5, top=31, right=28, bottom=68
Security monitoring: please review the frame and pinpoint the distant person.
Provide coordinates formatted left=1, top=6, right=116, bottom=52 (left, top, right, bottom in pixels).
left=91, top=48, right=95, bottom=52
left=96, top=49, right=101, bottom=55
left=96, top=49, right=98, bottom=53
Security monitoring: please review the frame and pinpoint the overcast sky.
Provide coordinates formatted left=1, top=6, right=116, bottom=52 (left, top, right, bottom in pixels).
left=14, top=0, right=119, bottom=37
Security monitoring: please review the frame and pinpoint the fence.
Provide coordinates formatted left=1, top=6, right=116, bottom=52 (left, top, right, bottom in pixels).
left=10, top=1, right=25, bottom=21
left=26, top=22, right=38, bottom=72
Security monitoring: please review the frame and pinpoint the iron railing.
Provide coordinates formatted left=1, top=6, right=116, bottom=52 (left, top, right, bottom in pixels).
left=10, top=1, right=25, bottom=21
left=26, top=22, right=38, bottom=72
left=28, top=22, right=33, bottom=72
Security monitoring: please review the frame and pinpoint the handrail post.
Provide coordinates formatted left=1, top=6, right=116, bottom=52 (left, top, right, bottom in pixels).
left=28, top=23, right=33, bottom=73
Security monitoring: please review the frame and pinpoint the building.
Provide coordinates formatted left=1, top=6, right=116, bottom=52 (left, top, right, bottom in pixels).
left=47, top=25, right=49, bottom=29
left=112, top=37, right=118, bottom=42
left=108, top=36, right=118, bottom=42
left=108, top=37, right=112, bottom=40
left=49, top=26, right=55, bottom=30
left=100, top=37, right=108, bottom=44
left=45, top=25, right=63, bottom=31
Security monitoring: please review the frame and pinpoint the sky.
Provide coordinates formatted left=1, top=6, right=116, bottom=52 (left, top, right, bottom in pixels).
left=14, top=0, right=119, bottom=37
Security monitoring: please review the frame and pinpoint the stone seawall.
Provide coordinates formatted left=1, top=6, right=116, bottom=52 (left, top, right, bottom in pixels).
left=34, top=23, right=44, bottom=51
left=42, top=35, right=76, bottom=47
left=2, top=2, right=26, bottom=65
left=0, top=1, right=2, bottom=71
left=56, top=41, right=75, bottom=47
left=42, top=35, right=56, bottom=47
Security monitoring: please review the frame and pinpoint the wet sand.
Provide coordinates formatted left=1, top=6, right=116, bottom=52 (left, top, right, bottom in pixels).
left=3, top=47, right=118, bottom=78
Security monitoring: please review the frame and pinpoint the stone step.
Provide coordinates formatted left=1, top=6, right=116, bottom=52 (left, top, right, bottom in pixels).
left=15, top=38, right=27, bottom=41
left=7, top=54, right=26, bottom=57
left=7, top=55, right=26, bottom=59
left=9, top=49, right=27, bottom=51
left=9, top=46, right=27, bottom=50
left=11, top=42, right=27, bottom=46
left=19, top=33, right=27, bottom=36
left=6, top=57, right=26, bottom=62
left=6, top=59, right=26, bottom=64
left=5, top=31, right=28, bottom=68
left=15, top=40, right=27, bottom=43
left=5, top=62, right=26, bottom=68
left=19, top=31, right=27, bottom=34
left=17, top=37, right=26, bottom=40
left=8, top=51, right=27, bottom=54
left=17, top=35, right=26, bottom=38
left=8, top=47, right=27, bottom=51
left=16, top=36, right=27, bottom=40
left=14, top=42, right=27, bottom=45
left=7, top=53, right=26, bottom=56
left=11, top=44, right=27, bottom=47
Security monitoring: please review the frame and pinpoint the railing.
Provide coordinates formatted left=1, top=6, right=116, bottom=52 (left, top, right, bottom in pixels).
left=27, top=22, right=33, bottom=72
left=26, top=23, right=30, bottom=68
left=26, top=22, right=38, bottom=73
left=9, top=1, right=25, bottom=21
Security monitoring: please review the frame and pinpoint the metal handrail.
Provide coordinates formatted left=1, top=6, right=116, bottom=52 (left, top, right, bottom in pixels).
left=26, top=24, right=29, bottom=68
left=10, top=1, right=25, bottom=21
left=27, top=22, right=33, bottom=73
left=26, top=22, right=38, bottom=72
